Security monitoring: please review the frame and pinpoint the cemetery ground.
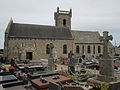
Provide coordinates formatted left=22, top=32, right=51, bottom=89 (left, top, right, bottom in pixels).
left=0, top=59, right=115, bottom=90
left=0, top=56, right=120, bottom=90
left=0, top=58, right=101, bottom=90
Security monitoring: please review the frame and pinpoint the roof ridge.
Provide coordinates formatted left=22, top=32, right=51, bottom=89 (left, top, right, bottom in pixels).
left=13, top=23, right=55, bottom=27
left=71, top=30, right=98, bottom=33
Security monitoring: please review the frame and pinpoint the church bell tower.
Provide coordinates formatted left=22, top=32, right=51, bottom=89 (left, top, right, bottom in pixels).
left=54, top=7, right=72, bottom=29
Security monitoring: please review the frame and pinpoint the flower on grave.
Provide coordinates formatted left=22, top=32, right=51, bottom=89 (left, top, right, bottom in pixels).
left=98, top=82, right=109, bottom=90
left=8, top=66, right=16, bottom=70
left=0, top=64, right=7, bottom=72
left=21, top=73, right=28, bottom=81
left=88, top=80, right=109, bottom=90
left=16, top=70, right=22, bottom=77
left=66, top=72, right=72, bottom=78
left=104, top=84, right=109, bottom=89
left=88, top=80, right=94, bottom=87
left=102, top=83, right=109, bottom=89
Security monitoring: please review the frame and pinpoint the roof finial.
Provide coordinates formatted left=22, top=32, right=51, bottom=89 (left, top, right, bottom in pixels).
left=10, top=17, right=13, bottom=23
left=70, top=8, right=72, bottom=17
left=57, top=7, right=59, bottom=13
left=10, top=17, right=13, bottom=21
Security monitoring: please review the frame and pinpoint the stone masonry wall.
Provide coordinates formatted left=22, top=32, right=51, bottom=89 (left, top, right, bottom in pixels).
left=8, top=38, right=73, bottom=60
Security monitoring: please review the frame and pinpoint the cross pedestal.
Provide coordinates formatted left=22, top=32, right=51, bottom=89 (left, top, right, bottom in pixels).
left=48, top=57, right=55, bottom=71
left=97, top=58, right=117, bottom=82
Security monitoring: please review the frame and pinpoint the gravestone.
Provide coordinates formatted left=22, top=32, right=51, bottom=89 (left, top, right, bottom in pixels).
left=48, top=43, right=55, bottom=71
left=49, top=82, right=62, bottom=90
left=68, top=51, right=75, bottom=74
left=0, top=75, right=23, bottom=88
left=97, top=31, right=117, bottom=82
left=53, top=49, right=58, bottom=60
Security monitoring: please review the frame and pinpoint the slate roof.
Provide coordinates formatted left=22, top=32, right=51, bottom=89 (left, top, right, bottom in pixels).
left=8, top=23, right=73, bottom=40
left=71, top=30, right=102, bottom=44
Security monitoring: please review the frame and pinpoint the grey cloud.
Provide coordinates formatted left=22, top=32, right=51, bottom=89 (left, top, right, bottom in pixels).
left=0, top=0, right=120, bottom=48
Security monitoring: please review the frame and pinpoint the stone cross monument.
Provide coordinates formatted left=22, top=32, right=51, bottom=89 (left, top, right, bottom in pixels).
left=68, top=51, right=75, bottom=74
left=98, top=31, right=116, bottom=82
left=48, top=43, right=55, bottom=71
left=88, top=31, right=120, bottom=90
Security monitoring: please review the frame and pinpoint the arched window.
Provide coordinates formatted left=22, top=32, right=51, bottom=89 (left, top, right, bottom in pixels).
left=46, top=44, right=50, bottom=54
left=76, top=45, right=80, bottom=54
left=93, top=45, right=95, bottom=54
left=63, top=44, right=67, bottom=54
left=82, top=46, right=84, bottom=54
left=98, top=46, right=101, bottom=53
left=87, top=46, right=91, bottom=53
left=63, top=19, right=66, bottom=26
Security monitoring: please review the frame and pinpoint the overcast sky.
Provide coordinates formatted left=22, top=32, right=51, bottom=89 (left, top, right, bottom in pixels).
left=0, top=0, right=120, bottom=49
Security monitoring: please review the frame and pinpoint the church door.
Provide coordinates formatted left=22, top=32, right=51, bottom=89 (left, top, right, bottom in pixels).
left=26, top=52, right=32, bottom=60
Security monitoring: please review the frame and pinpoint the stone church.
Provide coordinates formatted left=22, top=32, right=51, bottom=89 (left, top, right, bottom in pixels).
left=4, top=7, right=112, bottom=60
